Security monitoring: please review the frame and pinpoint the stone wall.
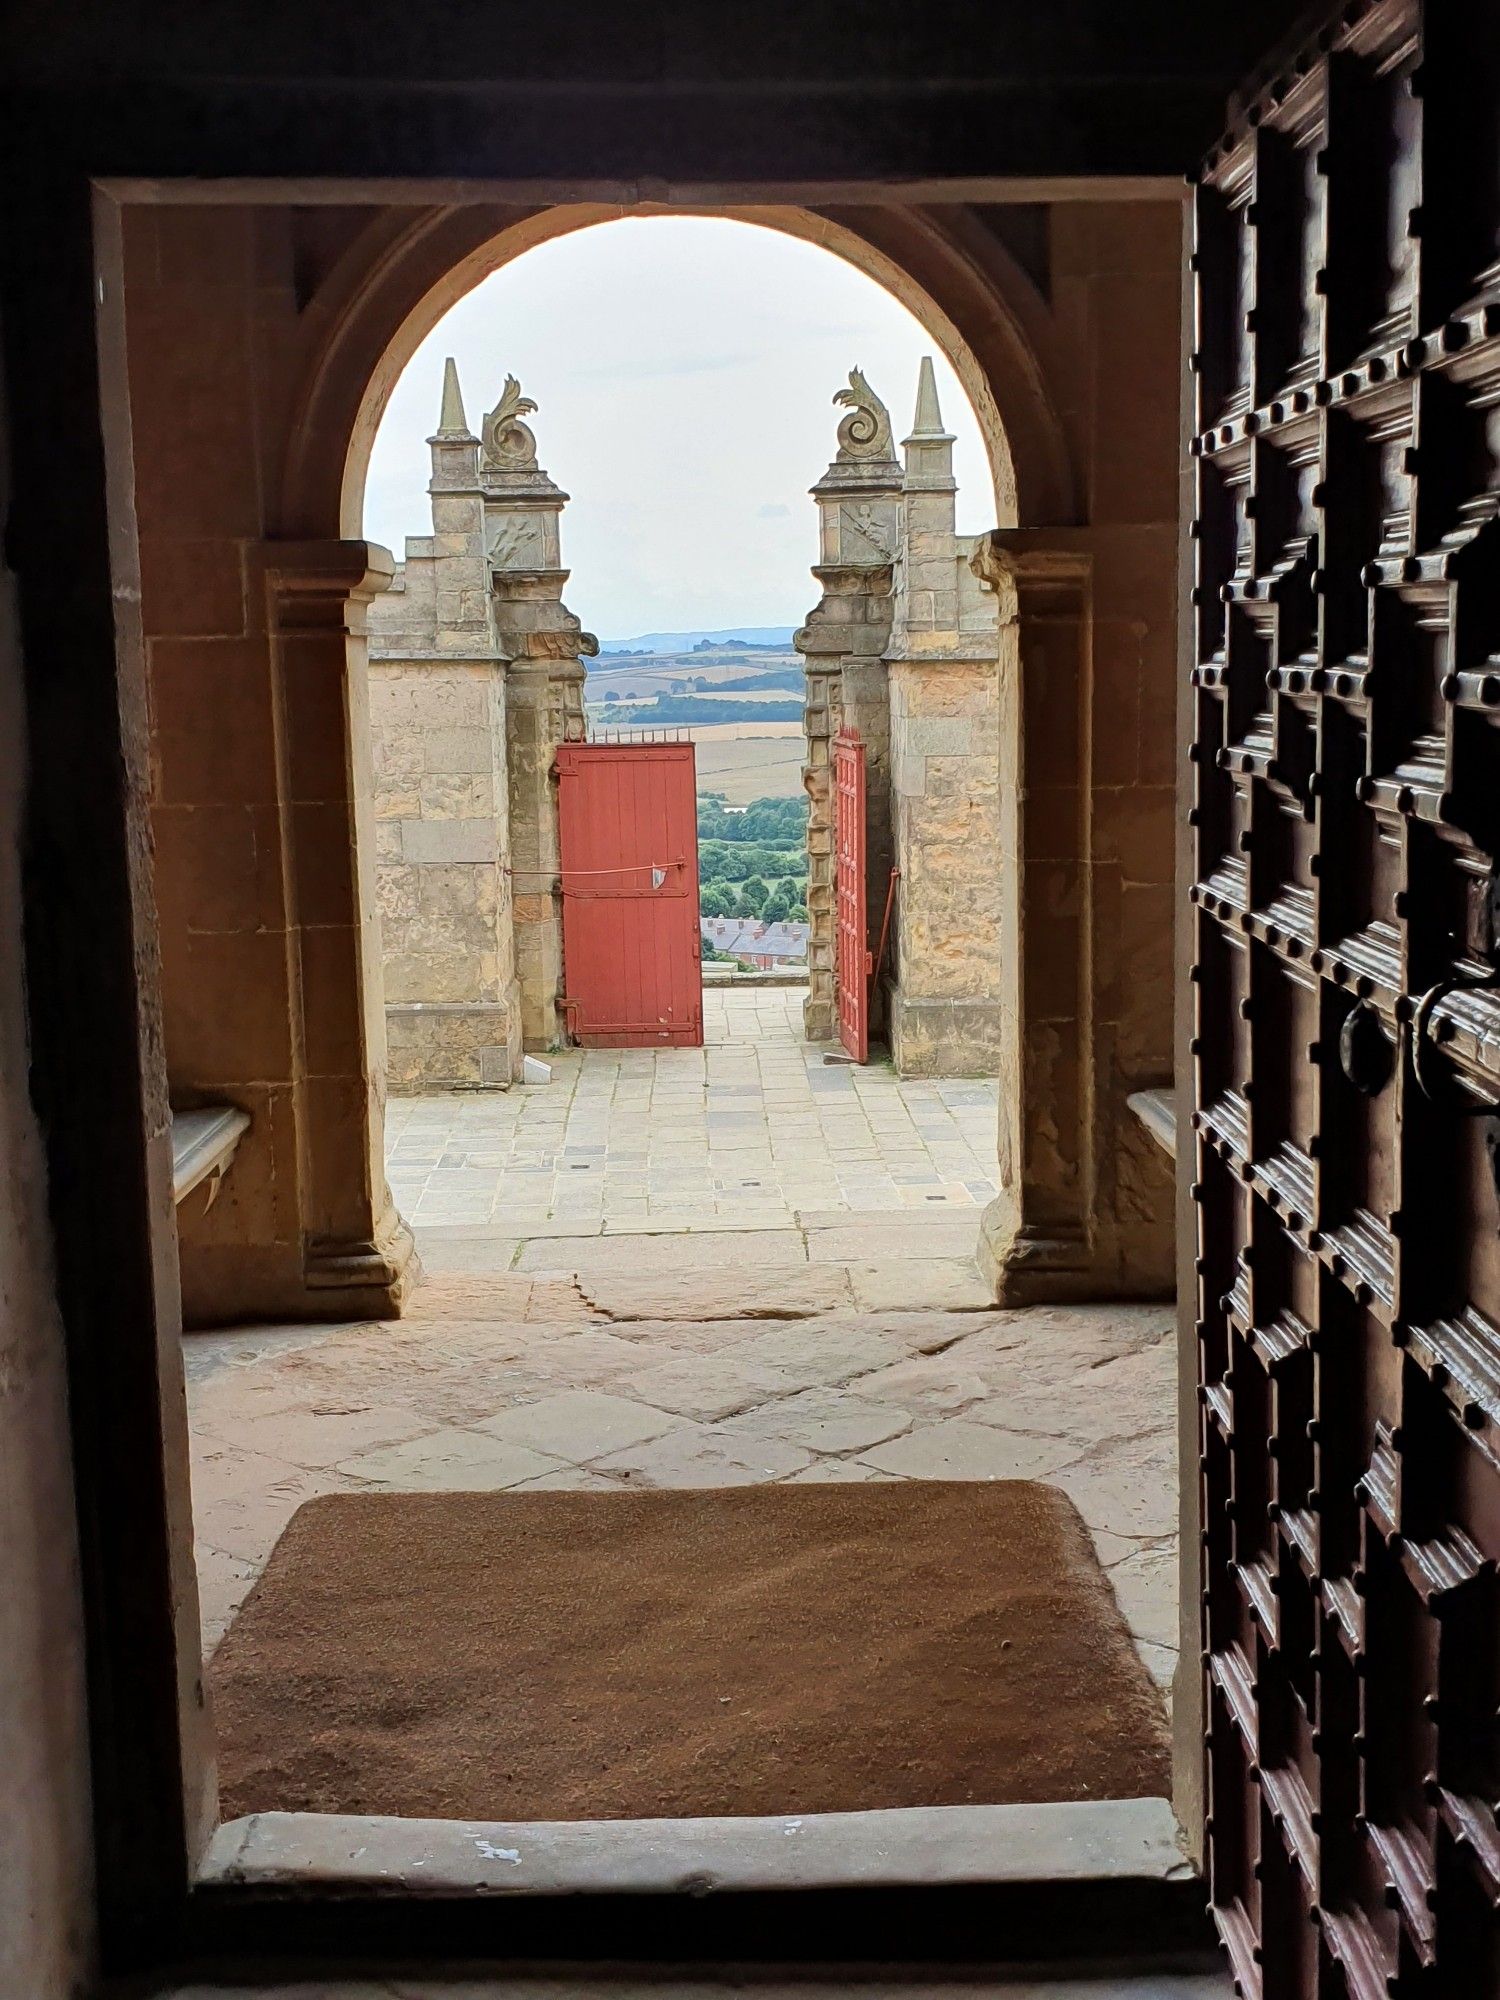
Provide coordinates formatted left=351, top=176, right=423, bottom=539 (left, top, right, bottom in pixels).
left=888, top=647, right=1003, bottom=1075
left=122, top=206, right=413, bottom=1326
left=367, top=361, right=592, bottom=1084
left=369, top=655, right=520, bottom=1089
left=884, top=366, right=1003, bottom=1075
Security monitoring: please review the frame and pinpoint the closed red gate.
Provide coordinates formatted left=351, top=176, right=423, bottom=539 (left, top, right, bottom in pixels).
left=833, top=727, right=869, bottom=1062
left=554, top=741, right=702, bottom=1047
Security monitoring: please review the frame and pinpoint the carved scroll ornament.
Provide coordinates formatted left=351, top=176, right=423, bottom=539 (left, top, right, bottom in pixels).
left=482, top=374, right=539, bottom=470
left=833, top=367, right=894, bottom=462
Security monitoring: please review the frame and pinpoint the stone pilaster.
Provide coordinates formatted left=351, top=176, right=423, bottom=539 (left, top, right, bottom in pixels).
left=969, top=531, right=1095, bottom=1302
left=480, top=377, right=596, bottom=1049
left=264, top=539, right=417, bottom=1314
left=795, top=370, right=902, bottom=1042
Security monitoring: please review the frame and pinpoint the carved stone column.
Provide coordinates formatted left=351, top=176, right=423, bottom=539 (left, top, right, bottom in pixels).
left=795, top=369, right=902, bottom=1042
left=480, top=373, right=596, bottom=1048
left=265, top=538, right=416, bottom=1313
left=970, top=530, right=1095, bottom=1303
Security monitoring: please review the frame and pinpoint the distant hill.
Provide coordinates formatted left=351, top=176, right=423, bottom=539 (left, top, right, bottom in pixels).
left=600, top=625, right=796, bottom=653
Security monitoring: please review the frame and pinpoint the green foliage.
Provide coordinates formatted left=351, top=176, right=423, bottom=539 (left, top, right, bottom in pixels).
left=759, top=880, right=793, bottom=923
left=695, top=795, right=808, bottom=921
left=698, top=839, right=803, bottom=883
left=711, top=668, right=805, bottom=692
left=696, top=794, right=808, bottom=845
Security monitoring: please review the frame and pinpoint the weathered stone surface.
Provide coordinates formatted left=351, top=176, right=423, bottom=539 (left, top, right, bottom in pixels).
left=336, top=1427, right=568, bottom=1491
left=846, top=1257, right=993, bottom=1312
left=857, top=1418, right=1084, bottom=1483
left=591, top=1421, right=812, bottom=1488
left=968, top=1331, right=1175, bottom=1446
left=1053, top=1432, right=1178, bottom=1542
left=1104, top=1539, right=1179, bottom=1655
left=624, top=1353, right=798, bottom=1421
left=477, top=1389, right=679, bottom=1464
left=720, top=1385, right=914, bottom=1454
left=733, top=1320, right=907, bottom=1387
left=405, top=1272, right=534, bottom=1319
left=579, top=1264, right=853, bottom=1323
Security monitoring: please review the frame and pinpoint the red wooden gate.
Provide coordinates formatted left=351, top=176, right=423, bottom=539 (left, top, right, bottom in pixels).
left=554, top=741, right=702, bottom=1048
left=833, top=727, right=869, bottom=1062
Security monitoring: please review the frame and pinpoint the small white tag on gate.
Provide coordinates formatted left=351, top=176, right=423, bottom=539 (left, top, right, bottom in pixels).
left=651, top=866, right=667, bottom=889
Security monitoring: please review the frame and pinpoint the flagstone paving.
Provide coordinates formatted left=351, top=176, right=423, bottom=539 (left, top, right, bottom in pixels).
left=184, top=984, right=1179, bottom=1749
left=185, top=1285, right=1180, bottom=1704
left=383, top=985, right=1000, bottom=1241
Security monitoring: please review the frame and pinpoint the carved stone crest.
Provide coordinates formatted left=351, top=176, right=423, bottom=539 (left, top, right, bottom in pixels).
left=842, top=502, right=894, bottom=558
left=833, top=367, right=894, bottom=463
left=481, top=375, right=539, bottom=470
left=489, top=517, right=546, bottom=570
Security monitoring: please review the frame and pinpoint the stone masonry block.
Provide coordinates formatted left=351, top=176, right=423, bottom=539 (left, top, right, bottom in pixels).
left=422, top=727, right=494, bottom=774
left=399, top=817, right=500, bottom=865
left=900, top=716, right=977, bottom=759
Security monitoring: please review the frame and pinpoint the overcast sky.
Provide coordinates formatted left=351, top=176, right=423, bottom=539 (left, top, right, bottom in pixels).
left=362, top=216, right=991, bottom=644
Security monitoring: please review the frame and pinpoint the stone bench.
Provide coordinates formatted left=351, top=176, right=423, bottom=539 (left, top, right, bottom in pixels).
left=170, top=1106, right=251, bottom=1207
left=1126, top=1087, right=1176, bottom=1162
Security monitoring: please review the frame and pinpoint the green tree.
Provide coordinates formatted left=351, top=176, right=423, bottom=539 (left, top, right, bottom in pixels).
left=699, top=882, right=736, bottom=917
left=737, top=875, right=768, bottom=916
left=760, top=882, right=792, bottom=923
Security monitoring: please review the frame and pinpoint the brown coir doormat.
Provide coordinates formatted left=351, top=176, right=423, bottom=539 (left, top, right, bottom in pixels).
left=210, top=1481, right=1169, bottom=1822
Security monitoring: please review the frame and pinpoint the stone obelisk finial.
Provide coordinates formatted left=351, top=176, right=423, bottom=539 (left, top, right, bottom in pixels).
left=902, top=356, right=957, bottom=498
left=435, top=355, right=470, bottom=437
left=428, top=356, right=480, bottom=492
left=908, top=355, right=951, bottom=439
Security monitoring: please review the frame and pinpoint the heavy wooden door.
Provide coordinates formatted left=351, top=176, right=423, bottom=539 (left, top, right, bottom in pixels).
left=834, top=727, right=869, bottom=1062
left=555, top=741, right=702, bottom=1047
left=1192, top=4, right=1500, bottom=1992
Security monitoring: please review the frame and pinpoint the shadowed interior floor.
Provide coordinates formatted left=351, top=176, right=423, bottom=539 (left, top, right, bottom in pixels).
left=209, top=1480, right=1169, bottom=1824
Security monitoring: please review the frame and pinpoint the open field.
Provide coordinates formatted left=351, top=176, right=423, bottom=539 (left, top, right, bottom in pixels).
left=685, top=720, right=803, bottom=742
left=692, top=731, right=806, bottom=802
left=587, top=643, right=802, bottom=700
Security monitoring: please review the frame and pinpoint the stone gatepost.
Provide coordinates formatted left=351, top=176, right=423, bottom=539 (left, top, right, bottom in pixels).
left=794, top=370, right=901, bottom=1042
left=885, top=359, right=1003, bottom=1076
left=480, top=377, right=597, bottom=1050
left=367, top=360, right=522, bottom=1091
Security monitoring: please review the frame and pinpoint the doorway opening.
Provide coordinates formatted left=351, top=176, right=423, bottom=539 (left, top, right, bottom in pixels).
left=114, top=187, right=1186, bottom=1925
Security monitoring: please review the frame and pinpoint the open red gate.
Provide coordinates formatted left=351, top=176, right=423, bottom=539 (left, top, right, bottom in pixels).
left=554, top=741, right=702, bottom=1048
left=833, top=727, right=869, bottom=1062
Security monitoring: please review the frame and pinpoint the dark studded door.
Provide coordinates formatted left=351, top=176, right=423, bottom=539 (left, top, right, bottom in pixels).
left=1191, top=2, right=1500, bottom=1993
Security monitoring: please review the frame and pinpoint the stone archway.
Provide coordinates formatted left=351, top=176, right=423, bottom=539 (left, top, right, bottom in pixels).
left=280, top=200, right=1110, bottom=1305
left=119, top=189, right=1178, bottom=1326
